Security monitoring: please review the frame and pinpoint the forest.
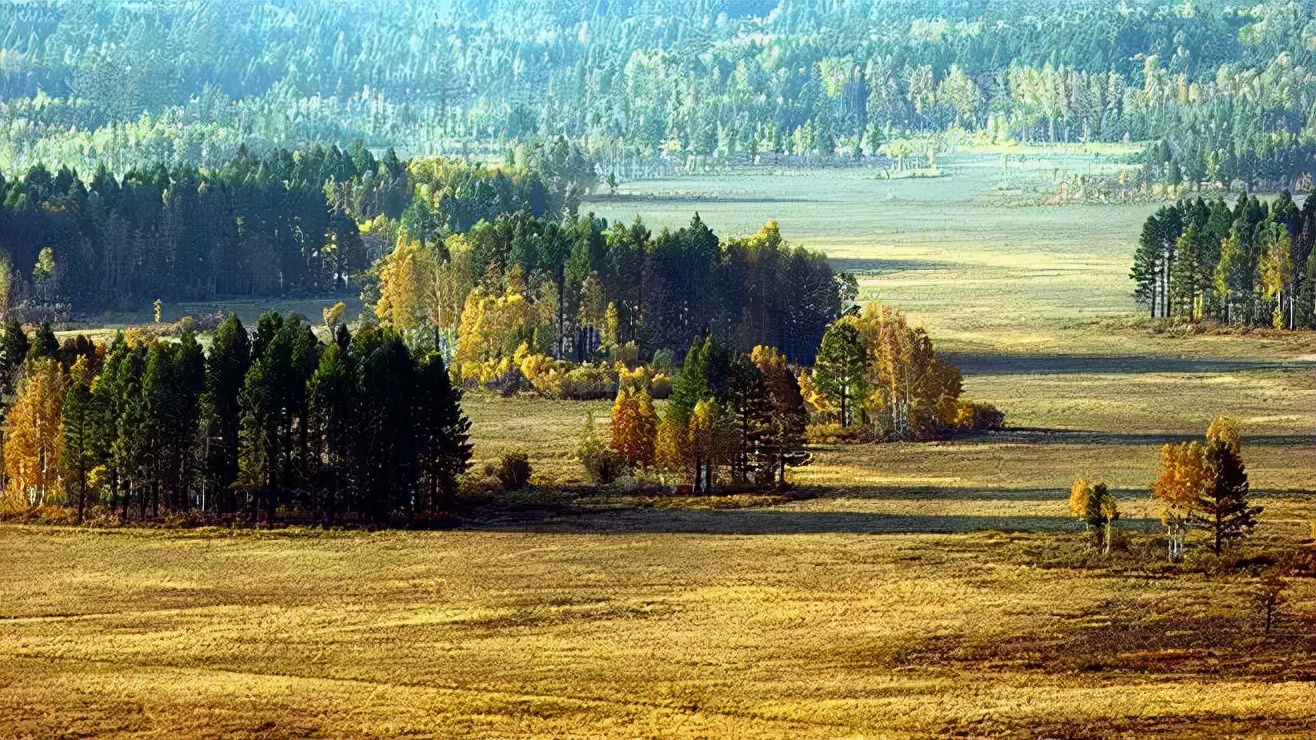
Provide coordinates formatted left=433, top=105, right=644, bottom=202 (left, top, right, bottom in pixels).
left=1, top=1, right=1314, bottom=189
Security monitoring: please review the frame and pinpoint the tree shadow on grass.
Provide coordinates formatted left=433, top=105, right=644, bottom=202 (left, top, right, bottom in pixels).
left=942, top=352, right=1309, bottom=376
left=968, top=429, right=1316, bottom=448
left=486, top=508, right=1163, bottom=536
left=828, top=257, right=949, bottom=274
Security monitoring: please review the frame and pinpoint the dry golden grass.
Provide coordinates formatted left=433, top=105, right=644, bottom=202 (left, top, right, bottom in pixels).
left=4, top=152, right=1314, bottom=738
left=3, top=522, right=1312, bottom=739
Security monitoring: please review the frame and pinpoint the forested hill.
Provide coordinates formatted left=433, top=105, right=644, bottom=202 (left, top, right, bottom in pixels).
left=1, top=1, right=1314, bottom=188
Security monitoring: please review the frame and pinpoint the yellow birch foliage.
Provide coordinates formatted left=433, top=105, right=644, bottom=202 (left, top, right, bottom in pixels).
left=1205, top=414, right=1241, bottom=455
left=4, top=358, right=66, bottom=509
left=797, top=370, right=835, bottom=417
left=375, top=238, right=439, bottom=332
left=1151, top=441, right=1212, bottom=522
left=851, top=302, right=962, bottom=437
left=610, top=387, right=657, bottom=467
left=1068, top=476, right=1093, bottom=519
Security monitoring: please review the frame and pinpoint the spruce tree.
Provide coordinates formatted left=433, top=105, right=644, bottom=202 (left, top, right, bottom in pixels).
left=59, top=356, right=95, bottom=523
left=414, top=351, right=472, bottom=513
left=1194, top=439, right=1262, bottom=554
left=30, top=322, right=60, bottom=361
left=814, top=320, right=868, bottom=428
left=201, top=314, right=250, bottom=513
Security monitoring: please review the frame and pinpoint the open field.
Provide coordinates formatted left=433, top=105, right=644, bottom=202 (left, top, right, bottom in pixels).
left=5, top=152, right=1315, bottom=737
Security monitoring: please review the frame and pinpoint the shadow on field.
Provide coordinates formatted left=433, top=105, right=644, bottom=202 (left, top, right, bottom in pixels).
left=942, top=352, right=1306, bottom=376
left=984, top=429, right=1316, bottom=448
left=828, top=257, right=948, bottom=274
left=506, top=509, right=1163, bottom=536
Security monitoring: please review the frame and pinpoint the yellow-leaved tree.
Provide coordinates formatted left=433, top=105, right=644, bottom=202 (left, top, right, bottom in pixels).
left=1068, top=476, right=1119, bottom=553
left=1151, top=440, right=1212, bottom=561
left=4, top=358, right=66, bottom=510
left=374, top=238, right=438, bottom=332
left=610, top=387, right=657, bottom=467
left=851, top=302, right=962, bottom=439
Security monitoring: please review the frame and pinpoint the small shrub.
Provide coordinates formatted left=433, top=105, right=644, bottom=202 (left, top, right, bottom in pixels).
left=611, top=341, right=640, bottom=368
left=496, top=452, right=532, bottom=490
left=579, top=440, right=628, bottom=485
left=650, top=348, right=674, bottom=372
left=649, top=373, right=672, bottom=400
left=561, top=365, right=616, bottom=400
left=953, top=401, right=1005, bottom=432
left=486, top=368, right=527, bottom=397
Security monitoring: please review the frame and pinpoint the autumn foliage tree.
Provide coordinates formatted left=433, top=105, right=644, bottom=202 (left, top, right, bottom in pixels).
left=1069, top=476, right=1118, bottom=553
left=4, top=358, right=65, bottom=509
left=1152, top=415, right=1261, bottom=559
left=807, top=303, right=982, bottom=441
left=610, top=387, right=657, bottom=468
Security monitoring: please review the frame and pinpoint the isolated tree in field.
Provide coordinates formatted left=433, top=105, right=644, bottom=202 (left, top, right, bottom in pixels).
left=1151, top=440, right=1212, bottom=561
left=1194, top=438, right=1260, bottom=555
left=4, top=358, right=65, bottom=508
left=1069, top=476, right=1118, bottom=553
left=610, top=386, right=657, bottom=468
left=813, top=319, right=867, bottom=427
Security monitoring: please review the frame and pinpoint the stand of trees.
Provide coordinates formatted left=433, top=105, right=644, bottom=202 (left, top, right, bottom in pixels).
left=1152, top=415, right=1261, bottom=560
left=1131, top=192, right=1316, bottom=329
left=378, top=218, right=847, bottom=368
left=648, top=337, right=809, bottom=492
left=1, top=2, right=1314, bottom=189
left=803, top=302, right=1002, bottom=441
left=0, top=313, right=472, bottom=524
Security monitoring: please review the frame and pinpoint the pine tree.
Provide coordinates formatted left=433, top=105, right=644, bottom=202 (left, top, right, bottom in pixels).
left=31, top=322, right=60, bottom=361
left=59, top=356, right=95, bottom=522
left=201, top=314, right=250, bottom=513
left=814, top=320, right=867, bottom=427
left=1194, top=439, right=1261, bottom=555
left=752, top=345, right=809, bottom=485
left=727, top=355, right=772, bottom=484
left=414, top=350, right=472, bottom=512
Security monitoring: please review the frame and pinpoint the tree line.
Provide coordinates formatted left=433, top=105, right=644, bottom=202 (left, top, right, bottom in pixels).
left=0, top=141, right=591, bottom=315
left=1131, top=192, right=1316, bottom=329
left=0, top=313, right=473, bottom=524
left=1, top=1, right=1313, bottom=189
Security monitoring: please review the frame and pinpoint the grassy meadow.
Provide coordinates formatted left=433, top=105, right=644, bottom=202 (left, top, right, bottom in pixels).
left=3, top=152, right=1314, bottom=737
